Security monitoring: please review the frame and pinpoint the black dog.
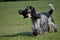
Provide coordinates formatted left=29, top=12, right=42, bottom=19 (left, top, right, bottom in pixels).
left=18, top=4, right=57, bottom=36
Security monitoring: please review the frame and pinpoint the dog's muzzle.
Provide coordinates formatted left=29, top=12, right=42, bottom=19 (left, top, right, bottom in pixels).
left=26, top=13, right=32, bottom=18
left=26, top=10, right=32, bottom=18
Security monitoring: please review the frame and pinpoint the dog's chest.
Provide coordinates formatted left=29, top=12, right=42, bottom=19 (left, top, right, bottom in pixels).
left=31, top=18, right=41, bottom=29
left=36, top=19, right=40, bottom=25
left=31, top=18, right=40, bottom=25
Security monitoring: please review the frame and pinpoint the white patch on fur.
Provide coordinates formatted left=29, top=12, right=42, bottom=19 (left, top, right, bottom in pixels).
left=27, top=13, right=32, bottom=18
left=48, top=17, right=57, bottom=32
left=49, top=4, right=54, bottom=10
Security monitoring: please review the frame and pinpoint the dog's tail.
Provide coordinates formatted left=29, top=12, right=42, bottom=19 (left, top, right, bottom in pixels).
left=48, top=4, right=54, bottom=15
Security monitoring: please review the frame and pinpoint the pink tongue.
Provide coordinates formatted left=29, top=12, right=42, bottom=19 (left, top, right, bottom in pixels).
left=27, top=13, right=32, bottom=18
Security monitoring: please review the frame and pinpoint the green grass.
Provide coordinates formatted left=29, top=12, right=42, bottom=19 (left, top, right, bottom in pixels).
left=0, top=0, right=60, bottom=40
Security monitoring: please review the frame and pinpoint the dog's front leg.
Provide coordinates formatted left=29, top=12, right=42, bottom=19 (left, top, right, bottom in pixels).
left=31, top=19, right=42, bottom=36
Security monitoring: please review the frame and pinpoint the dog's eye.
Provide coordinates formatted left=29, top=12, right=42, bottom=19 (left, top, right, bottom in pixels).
left=27, top=10, right=31, bottom=12
left=28, top=12, right=31, bottom=13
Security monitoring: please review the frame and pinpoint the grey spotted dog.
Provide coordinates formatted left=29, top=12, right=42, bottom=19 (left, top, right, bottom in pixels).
left=19, top=4, right=57, bottom=36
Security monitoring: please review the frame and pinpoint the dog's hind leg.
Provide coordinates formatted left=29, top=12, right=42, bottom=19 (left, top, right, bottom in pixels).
left=48, top=17, right=57, bottom=32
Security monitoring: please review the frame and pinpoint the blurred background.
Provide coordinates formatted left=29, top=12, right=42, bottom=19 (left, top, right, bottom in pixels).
left=0, top=0, right=43, bottom=2
left=0, top=0, right=60, bottom=40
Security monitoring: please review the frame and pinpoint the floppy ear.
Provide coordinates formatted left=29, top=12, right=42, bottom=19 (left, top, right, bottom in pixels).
left=18, top=10, right=24, bottom=15
left=30, top=6, right=36, bottom=13
left=18, top=10, right=28, bottom=18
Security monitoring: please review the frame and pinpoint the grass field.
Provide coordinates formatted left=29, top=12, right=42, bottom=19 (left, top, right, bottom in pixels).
left=0, top=0, right=60, bottom=40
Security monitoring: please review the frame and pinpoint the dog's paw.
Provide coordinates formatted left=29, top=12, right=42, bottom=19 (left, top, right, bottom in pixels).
left=32, top=32, right=38, bottom=36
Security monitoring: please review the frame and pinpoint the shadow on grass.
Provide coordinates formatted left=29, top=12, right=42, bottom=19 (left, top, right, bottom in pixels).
left=0, top=32, right=33, bottom=37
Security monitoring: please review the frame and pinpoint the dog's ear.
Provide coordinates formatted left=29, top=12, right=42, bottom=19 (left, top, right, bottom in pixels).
left=31, top=7, right=36, bottom=13
left=18, top=10, right=28, bottom=18
left=18, top=10, right=24, bottom=15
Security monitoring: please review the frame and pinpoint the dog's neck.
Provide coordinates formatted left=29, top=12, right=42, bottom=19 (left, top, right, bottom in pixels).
left=31, top=14, right=40, bottom=22
left=31, top=17, right=37, bottom=22
left=31, top=13, right=40, bottom=19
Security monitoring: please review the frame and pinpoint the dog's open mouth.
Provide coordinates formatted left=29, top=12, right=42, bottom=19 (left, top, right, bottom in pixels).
left=26, top=13, right=32, bottom=18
